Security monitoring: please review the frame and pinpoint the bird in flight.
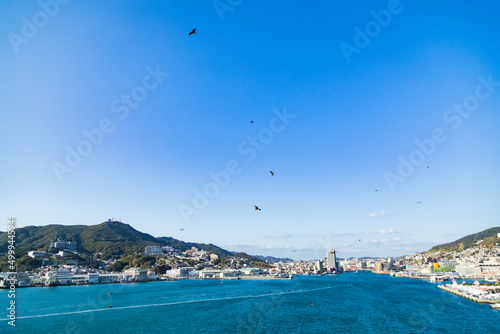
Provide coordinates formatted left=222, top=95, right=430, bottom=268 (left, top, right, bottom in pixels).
left=374, top=189, right=378, bottom=192
left=254, top=205, right=261, bottom=211
left=251, top=121, right=254, bottom=123
left=292, top=250, right=297, bottom=253
left=180, top=229, right=184, bottom=231
left=270, top=171, right=274, bottom=176
left=189, top=28, right=196, bottom=35
left=417, top=202, right=422, bottom=204
left=358, top=239, right=361, bottom=242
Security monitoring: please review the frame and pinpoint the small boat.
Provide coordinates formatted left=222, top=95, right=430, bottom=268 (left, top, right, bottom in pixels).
left=490, top=303, right=500, bottom=309
left=108, top=305, right=113, bottom=308
left=484, top=275, right=499, bottom=283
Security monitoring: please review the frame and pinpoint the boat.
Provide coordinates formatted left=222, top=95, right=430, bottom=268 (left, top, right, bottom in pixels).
left=430, top=275, right=436, bottom=283
left=436, top=276, right=449, bottom=282
left=484, top=275, right=499, bottom=283
left=490, top=303, right=500, bottom=309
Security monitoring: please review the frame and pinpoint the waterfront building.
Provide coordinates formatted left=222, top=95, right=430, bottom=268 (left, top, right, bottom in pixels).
left=315, top=260, right=325, bottom=274
left=220, top=270, right=238, bottom=278
left=455, top=265, right=482, bottom=276
left=326, top=249, right=339, bottom=273
left=199, top=269, right=221, bottom=278
left=88, top=273, right=99, bottom=283
left=123, top=268, right=148, bottom=281
left=166, top=267, right=193, bottom=278
left=56, top=269, right=74, bottom=284
left=98, top=273, right=121, bottom=283
left=239, top=268, right=263, bottom=276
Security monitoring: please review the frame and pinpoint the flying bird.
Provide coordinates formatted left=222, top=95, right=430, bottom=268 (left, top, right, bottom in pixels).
left=254, top=206, right=261, bottom=211
left=270, top=171, right=274, bottom=176
left=180, top=229, right=184, bottom=231
left=251, top=121, right=254, bottom=123
left=374, top=189, right=378, bottom=192
left=417, top=202, right=422, bottom=204
left=358, top=239, right=361, bottom=242
left=292, top=250, right=297, bottom=253
left=189, top=28, right=196, bottom=35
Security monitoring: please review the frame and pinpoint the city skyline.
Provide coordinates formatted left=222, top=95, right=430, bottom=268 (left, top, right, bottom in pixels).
left=1, top=1, right=500, bottom=260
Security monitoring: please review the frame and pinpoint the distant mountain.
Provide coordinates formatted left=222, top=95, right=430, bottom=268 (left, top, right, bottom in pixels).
left=428, top=226, right=500, bottom=252
left=0, top=221, right=263, bottom=262
left=254, top=255, right=293, bottom=263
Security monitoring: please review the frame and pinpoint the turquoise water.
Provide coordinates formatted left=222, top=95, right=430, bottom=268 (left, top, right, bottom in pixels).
left=1, top=272, right=498, bottom=333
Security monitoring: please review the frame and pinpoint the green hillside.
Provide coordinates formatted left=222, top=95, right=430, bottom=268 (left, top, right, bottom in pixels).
left=0, top=221, right=263, bottom=264
left=428, top=226, right=500, bottom=252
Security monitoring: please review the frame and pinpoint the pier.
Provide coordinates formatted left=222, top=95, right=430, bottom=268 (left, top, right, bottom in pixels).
left=437, top=284, right=500, bottom=304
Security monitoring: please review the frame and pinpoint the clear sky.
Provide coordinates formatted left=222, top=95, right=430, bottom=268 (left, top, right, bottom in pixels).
left=1, top=0, right=500, bottom=260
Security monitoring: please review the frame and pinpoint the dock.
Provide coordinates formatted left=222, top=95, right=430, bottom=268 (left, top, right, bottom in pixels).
left=437, top=285, right=499, bottom=304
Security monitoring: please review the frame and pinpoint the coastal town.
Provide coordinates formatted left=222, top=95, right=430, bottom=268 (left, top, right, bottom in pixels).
left=1, top=233, right=499, bottom=294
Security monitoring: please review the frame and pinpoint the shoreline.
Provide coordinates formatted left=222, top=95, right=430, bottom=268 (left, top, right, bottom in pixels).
left=437, top=284, right=499, bottom=304
left=0, top=276, right=294, bottom=289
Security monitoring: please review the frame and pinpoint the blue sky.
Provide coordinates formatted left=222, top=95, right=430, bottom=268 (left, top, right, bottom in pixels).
left=1, top=0, right=499, bottom=260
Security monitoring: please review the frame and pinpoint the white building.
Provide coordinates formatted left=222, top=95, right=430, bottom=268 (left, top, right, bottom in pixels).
left=27, top=251, right=47, bottom=258
left=88, top=273, right=99, bottom=283
left=123, top=268, right=148, bottom=281
left=166, top=267, right=194, bottom=278
left=144, top=246, right=164, bottom=256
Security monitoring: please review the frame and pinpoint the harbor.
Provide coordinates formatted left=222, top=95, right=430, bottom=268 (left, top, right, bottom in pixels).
left=437, top=280, right=500, bottom=304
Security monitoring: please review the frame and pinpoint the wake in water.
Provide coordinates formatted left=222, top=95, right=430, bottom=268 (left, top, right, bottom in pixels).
left=0, top=286, right=334, bottom=321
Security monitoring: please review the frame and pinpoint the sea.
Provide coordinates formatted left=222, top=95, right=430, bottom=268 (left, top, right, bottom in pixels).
left=1, top=272, right=498, bottom=334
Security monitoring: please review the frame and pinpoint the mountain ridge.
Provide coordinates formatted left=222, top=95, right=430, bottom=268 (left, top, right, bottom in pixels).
left=428, top=226, right=500, bottom=252
left=0, top=221, right=262, bottom=262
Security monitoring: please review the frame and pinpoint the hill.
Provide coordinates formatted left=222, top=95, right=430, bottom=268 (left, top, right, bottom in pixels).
left=0, top=221, right=262, bottom=261
left=428, top=226, right=500, bottom=252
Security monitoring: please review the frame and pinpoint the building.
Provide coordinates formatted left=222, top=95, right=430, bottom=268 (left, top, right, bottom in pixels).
left=123, top=268, right=148, bottom=282
left=315, top=260, right=324, bottom=274
left=51, top=238, right=78, bottom=252
left=199, top=269, right=221, bottom=278
left=167, top=267, right=195, bottom=278
left=455, top=265, right=482, bottom=276
left=87, top=273, right=99, bottom=283
left=144, top=246, right=164, bottom=256
left=27, top=251, right=47, bottom=258
left=326, top=249, right=339, bottom=273
left=239, top=268, right=263, bottom=276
